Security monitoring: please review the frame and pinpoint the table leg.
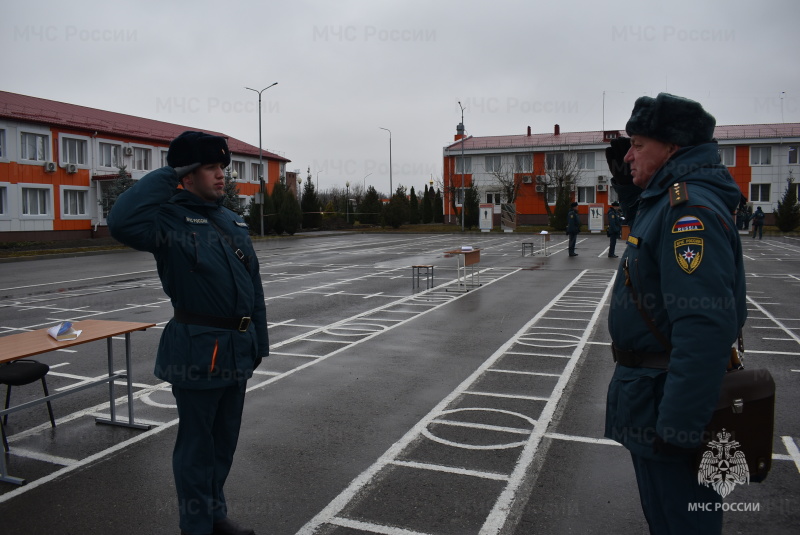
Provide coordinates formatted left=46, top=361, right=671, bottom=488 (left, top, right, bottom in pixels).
left=0, top=420, right=25, bottom=485
left=107, top=337, right=116, bottom=423
left=95, top=334, right=151, bottom=430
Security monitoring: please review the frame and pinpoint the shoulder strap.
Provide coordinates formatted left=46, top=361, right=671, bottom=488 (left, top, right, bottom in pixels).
left=208, top=216, right=251, bottom=272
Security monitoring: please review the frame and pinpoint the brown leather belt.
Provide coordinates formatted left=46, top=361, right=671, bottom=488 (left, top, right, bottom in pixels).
left=611, top=344, right=669, bottom=369
left=174, top=308, right=251, bottom=333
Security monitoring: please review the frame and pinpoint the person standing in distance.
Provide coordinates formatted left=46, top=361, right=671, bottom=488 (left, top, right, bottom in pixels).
left=566, top=201, right=581, bottom=256
left=607, top=201, right=622, bottom=258
left=108, top=131, right=268, bottom=535
left=603, top=94, right=746, bottom=535
left=752, top=206, right=765, bottom=239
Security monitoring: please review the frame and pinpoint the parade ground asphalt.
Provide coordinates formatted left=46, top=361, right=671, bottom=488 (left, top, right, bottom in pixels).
left=0, top=231, right=798, bottom=535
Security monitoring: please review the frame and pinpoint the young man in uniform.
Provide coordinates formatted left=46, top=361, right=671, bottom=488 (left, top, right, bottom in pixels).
left=604, top=94, right=746, bottom=534
left=108, top=131, right=268, bottom=535
left=606, top=201, right=622, bottom=258
left=566, top=201, right=581, bottom=256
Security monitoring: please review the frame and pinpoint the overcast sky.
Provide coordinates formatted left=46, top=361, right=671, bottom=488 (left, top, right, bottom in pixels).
left=3, top=0, right=799, bottom=195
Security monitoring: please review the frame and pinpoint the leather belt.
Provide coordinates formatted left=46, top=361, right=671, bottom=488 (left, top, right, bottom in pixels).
left=611, top=344, right=669, bottom=369
left=174, top=308, right=251, bottom=333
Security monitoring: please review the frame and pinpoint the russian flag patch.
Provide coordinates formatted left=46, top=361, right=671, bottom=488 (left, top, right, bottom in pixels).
left=671, top=215, right=704, bottom=233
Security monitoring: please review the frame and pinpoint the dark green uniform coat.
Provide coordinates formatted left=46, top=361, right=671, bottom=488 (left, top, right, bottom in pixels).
left=108, top=167, right=268, bottom=389
left=605, top=142, right=746, bottom=460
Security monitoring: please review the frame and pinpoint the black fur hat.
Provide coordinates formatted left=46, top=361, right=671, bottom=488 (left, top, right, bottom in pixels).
left=570, top=201, right=579, bottom=208
left=167, top=131, right=231, bottom=168
left=625, top=93, right=715, bottom=147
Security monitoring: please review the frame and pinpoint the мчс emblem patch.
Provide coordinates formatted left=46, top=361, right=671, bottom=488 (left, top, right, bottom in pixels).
left=672, top=215, right=704, bottom=233
left=675, top=237, right=703, bottom=274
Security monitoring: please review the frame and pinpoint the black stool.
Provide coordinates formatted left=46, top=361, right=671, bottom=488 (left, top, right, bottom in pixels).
left=0, top=360, right=56, bottom=450
left=411, top=265, right=434, bottom=290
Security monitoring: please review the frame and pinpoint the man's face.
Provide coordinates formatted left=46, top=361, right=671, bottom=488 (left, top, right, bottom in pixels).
left=624, top=135, right=678, bottom=188
left=183, top=163, right=225, bottom=202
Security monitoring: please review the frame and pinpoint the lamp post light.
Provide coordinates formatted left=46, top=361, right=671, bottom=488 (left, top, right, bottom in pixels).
left=363, top=172, right=372, bottom=192
left=346, top=181, right=350, bottom=224
left=297, top=177, right=302, bottom=201
left=244, top=82, right=278, bottom=237
left=458, top=100, right=465, bottom=232
left=379, top=127, right=392, bottom=197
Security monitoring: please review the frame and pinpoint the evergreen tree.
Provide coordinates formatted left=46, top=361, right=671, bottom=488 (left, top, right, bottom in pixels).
left=385, top=185, right=409, bottom=229
left=359, top=185, right=382, bottom=225
left=280, top=191, right=302, bottom=235
left=421, top=185, right=433, bottom=224
left=549, top=188, right=571, bottom=230
left=301, top=178, right=322, bottom=229
left=409, top=186, right=420, bottom=224
left=775, top=177, right=800, bottom=232
left=222, top=168, right=244, bottom=215
left=463, top=184, right=480, bottom=230
left=434, top=189, right=443, bottom=223
left=99, top=165, right=134, bottom=218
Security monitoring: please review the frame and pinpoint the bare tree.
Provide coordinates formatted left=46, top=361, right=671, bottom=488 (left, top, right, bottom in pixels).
left=538, top=150, right=585, bottom=228
left=490, top=163, right=523, bottom=204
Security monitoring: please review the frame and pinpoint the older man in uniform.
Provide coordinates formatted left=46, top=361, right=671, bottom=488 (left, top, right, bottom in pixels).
left=604, top=94, right=746, bottom=534
left=566, top=201, right=581, bottom=256
left=109, top=132, right=268, bottom=535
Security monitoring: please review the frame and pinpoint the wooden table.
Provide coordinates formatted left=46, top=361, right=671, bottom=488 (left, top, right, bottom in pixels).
left=444, top=248, right=481, bottom=291
left=0, top=320, right=155, bottom=485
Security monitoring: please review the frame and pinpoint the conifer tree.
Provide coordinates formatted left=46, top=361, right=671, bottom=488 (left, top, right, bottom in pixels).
left=775, top=177, right=800, bottom=232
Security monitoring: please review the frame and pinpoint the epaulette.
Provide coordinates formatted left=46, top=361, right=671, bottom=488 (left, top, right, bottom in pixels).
left=669, top=182, right=689, bottom=207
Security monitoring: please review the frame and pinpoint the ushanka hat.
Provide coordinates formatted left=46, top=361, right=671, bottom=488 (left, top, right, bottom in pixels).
left=625, top=93, right=716, bottom=147
left=167, top=131, right=231, bottom=168
left=570, top=201, right=579, bottom=208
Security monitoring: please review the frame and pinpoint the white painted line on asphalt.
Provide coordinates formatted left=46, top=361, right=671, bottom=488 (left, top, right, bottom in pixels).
left=463, top=391, right=550, bottom=402
left=390, top=460, right=511, bottom=481
left=7, top=448, right=78, bottom=467
left=545, top=432, right=621, bottom=447
left=781, top=436, right=800, bottom=474
left=488, top=369, right=561, bottom=378
left=0, top=269, right=156, bottom=292
left=746, top=350, right=800, bottom=356
left=433, top=419, right=531, bottom=435
left=504, top=351, right=572, bottom=359
left=328, top=517, right=432, bottom=535
left=747, top=295, right=800, bottom=346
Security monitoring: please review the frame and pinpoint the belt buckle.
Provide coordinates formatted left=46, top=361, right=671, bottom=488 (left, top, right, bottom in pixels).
left=238, top=316, right=251, bottom=333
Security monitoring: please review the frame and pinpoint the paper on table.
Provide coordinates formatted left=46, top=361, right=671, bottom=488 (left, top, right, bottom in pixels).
left=461, top=245, right=474, bottom=251
left=47, top=321, right=82, bottom=341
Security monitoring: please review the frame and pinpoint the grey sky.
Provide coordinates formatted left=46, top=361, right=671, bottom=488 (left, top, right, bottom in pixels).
left=3, top=0, right=799, bottom=195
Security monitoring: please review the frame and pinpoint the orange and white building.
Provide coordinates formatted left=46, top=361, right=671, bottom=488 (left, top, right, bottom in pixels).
left=0, top=91, right=290, bottom=241
left=443, top=122, right=800, bottom=225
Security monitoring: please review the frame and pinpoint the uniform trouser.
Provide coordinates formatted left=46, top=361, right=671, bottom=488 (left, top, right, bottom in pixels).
left=609, top=235, right=617, bottom=256
left=568, top=232, right=578, bottom=254
left=752, top=225, right=762, bottom=239
left=172, top=382, right=247, bottom=535
left=630, top=452, right=722, bottom=535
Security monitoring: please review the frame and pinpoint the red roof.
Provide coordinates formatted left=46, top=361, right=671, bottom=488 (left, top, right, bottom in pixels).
left=446, top=123, right=800, bottom=151
left=0, top=91, right=290, bottom=162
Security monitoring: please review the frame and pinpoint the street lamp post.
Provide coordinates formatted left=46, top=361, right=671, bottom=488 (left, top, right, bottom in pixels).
left=458, top=100, right=465, bottom=232
left=363, top=172, right=372, bottom=192
left=245, top=82, right=278, bottom=237
left=379, top=127, right=392, bottom=197
left=297, top=177, right=302, bottom=201
left=345, top=181, right=350, bottom=224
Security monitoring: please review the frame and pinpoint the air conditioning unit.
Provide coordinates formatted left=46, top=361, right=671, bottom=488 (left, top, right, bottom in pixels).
left=66, top=163, right=78, bottom=174
left=597, top=175, right=607, bottom=183
left=123, top=146, right=134, bottom=156
left=43, top=161, right=57, bottom=173
left=535, top=185, right=545, bottom=193
left=535, top=175, right=546, bottom=184
left=597, top=184, right=607, bottom=192
left=522, top=175, right=532, bottom=184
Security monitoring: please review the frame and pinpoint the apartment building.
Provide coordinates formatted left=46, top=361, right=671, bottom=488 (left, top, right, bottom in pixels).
left=0, top=91, right=290, bottom=241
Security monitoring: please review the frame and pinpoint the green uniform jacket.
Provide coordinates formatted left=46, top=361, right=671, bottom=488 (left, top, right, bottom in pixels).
left=605, top=142, right=746, bottom=459
left=108, top=167, right=268, bottom=389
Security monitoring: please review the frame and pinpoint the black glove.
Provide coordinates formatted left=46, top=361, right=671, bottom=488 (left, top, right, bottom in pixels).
left=174, top=162, right=200, bottom=179
left=605, top=137, right=633, bottom=186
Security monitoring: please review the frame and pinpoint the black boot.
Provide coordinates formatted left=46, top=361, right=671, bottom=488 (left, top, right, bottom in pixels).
left=213, top=518, right=255, bottom=535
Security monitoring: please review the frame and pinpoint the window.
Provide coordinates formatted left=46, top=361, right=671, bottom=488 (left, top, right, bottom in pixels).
left=455, top=157, right=471, bottom=174
left=61, top=137, right=88, bottom=165
left=132, top=147, right=151, bottom=171
left=454, top=187, right=465, bottom=206
left=789, top=145, right=799, bottom=165
left=546, top=187, right=557, bottom=204
left=485, top=156, right=502, bottom=173
left=160, top=150, right=168, bottom=167
left=0, top=186, right=6, bottom=215
left=514, top=155, right=532, bottom=173
left=231, top=160, right=246, bottom=180
left=21, top=187, right=49, bottom=215
left=20, top=132, right=49, bottom=161
left=99, top=142, right=122, bottom=168
left=718, top=146, right=735, bottom=167
left=577, top=186, right=595, bottom=204
left=577, top=152, right=595, bottom=170
left=0, top=130, right=5, bottom=159
left=546, top=153, right=564, bottom=171
left=750, top=146, right=771, bottom=166
left=750, top=183, right=770, bottom=202
left=63, top=189, right=88, bottom=216
left=251, top=162, right=263, bottom=181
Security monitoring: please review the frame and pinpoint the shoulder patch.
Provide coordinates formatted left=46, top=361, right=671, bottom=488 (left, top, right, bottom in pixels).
left=234, top=221, right=248, bottom=228
left=674, top=237, right=703, bottom=274
left=671, top=215, right=704, bottom=233
left=669, top=182, right=689, bottom=207
left=185, top=216, right=208, bottom=224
